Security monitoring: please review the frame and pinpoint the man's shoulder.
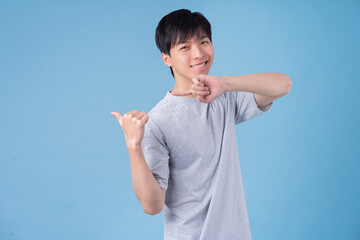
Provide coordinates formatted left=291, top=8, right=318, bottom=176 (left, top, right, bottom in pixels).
left=148, top=95, right=171, bottom=118
left=145, top=94, right=173, bottom=129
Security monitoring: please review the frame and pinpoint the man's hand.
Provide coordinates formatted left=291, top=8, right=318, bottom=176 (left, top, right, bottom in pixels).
left=171, top=75, right=226, bottom=103
left=110, top=110, right=149, bottom=150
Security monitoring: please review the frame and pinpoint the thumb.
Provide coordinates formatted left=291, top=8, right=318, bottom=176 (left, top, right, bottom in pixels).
left=171, top=89, right=192, bottom=96
left=110, top=112, right=123, bottom=126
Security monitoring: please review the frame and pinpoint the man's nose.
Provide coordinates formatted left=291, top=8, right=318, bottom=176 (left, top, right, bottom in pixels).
left=192, top=44, right=205, bottom=59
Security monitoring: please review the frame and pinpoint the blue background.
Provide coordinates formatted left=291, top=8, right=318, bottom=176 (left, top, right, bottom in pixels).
left=1, top=0, right=359, bottom=239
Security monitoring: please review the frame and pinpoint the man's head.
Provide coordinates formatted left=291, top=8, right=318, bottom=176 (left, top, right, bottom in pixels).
left=155, top=9, right=214, bottom=80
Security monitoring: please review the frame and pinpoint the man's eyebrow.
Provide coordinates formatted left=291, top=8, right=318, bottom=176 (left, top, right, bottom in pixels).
left=175, top=40, right=188, bottom=46
left=175, top=35, right=209, bottom=46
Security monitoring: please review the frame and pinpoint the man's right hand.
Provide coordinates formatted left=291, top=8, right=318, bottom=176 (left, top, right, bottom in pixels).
left=110, top=110, right=149, bottom=150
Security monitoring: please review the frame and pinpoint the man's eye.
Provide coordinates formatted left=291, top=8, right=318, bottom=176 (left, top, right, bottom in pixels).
left=202, top=41, right=209, bottom=44
left=180, top=46, right=188, bottom=50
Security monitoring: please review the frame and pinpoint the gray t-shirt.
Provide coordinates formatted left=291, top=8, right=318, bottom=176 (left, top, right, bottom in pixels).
left=141, top=90, right=273, bottom=240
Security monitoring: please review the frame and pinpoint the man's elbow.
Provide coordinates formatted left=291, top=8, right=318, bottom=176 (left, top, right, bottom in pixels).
left=141, top=187, right=166, bottom=215
left=280, top=73, right=292, bottom=95
left=143, top=205, right=164, bottom=215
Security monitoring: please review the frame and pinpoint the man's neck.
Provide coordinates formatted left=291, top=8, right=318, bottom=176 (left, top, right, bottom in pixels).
left=171, top=75, right=196, bottom=98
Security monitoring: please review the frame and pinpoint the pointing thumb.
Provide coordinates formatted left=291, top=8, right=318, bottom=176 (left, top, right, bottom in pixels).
left=110, top=112, right=123, bottom=126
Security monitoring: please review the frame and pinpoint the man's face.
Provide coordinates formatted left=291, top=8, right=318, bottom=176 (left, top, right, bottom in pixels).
left=162, top=34, right=214, bottom=81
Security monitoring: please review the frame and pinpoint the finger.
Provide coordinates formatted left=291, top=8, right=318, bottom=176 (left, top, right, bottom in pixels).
left=140, top=114, right=149, bottom=125
left=110, top=112, right=123, bottom=125
left=136, top=112, right=146, bottom=120
left=124, top=110, right=139, bottom=119
left=197, top=95, right=207, bottom=103
left=193, top=75, right=207, bottom=87
left=171, top=89, right=192, bottom=96
left=110, top=111, right=122, bottom=119
left=192, top=77, right=202, bottom=86
left=192, top=85, right=208, bottom=91
left=192, top=89, right=210, bottom=96
left=127, top=109, right=139, bottom=116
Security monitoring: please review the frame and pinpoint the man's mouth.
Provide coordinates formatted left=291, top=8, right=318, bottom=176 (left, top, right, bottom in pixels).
left=191, top=61, right=208, bottom=68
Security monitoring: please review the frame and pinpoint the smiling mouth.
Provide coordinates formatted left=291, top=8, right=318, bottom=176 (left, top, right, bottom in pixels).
left=191, top=61, right=208, bottom=68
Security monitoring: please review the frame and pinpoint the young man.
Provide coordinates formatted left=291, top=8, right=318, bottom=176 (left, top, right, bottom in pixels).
left=111, top=9, right=291, bottom=240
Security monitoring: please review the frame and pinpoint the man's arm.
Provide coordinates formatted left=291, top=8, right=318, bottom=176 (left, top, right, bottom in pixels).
left=171, top=73, right=292, bottom=104
left=128, top=146, right=166, bottom=215
left=110, top=110, right=166, bottom=215
left=222, top=73, right=292, bottom=107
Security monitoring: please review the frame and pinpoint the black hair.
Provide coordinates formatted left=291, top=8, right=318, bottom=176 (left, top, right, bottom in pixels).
left=155, top=9, right=212, bottom=77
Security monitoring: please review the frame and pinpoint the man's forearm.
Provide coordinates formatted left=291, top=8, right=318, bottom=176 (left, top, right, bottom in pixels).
left=127, top=146, right=164, bottom=214
left=222, top=73, right=292, bottom=96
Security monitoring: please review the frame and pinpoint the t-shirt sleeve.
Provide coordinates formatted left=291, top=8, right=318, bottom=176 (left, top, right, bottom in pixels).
left=230, top=91, right=273, bottom=124
left=141, top=120, right=170, bottom=191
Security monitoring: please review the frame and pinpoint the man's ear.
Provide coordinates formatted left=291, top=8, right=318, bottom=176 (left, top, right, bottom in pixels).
left=161, top=52, right=172, bottom=67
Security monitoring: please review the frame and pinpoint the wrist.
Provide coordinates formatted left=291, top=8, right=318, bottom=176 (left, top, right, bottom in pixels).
left=221, top=76, right=231, bottom=92
left=126, top=140, right=142, bottom=152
